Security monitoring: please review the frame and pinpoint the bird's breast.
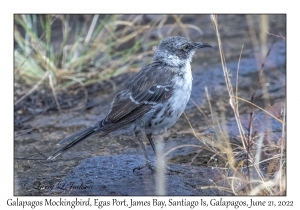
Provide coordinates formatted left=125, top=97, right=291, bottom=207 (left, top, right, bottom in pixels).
left=170, top=63, right=192, bottom=112
left=139, top=63, right=193, bottom=135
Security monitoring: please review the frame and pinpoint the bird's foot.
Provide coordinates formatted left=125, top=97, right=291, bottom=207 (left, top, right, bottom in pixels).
left=133, top=161, right=155, bottom=174
left=133, top=161, right=180, bottom=175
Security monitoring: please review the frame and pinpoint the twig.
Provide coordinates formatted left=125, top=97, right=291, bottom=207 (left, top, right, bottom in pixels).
left=236, top=44, right=244, bottom=114
left=233, top=96, right=284, bottom=124
left=85, top=15, right=99, bottom=43
left=48, top=73, right=61, bottom=111
left=190, top=98, right=213, bottom=127
left=163, top=144, right=205, bottom=159
left=267, top=32, right=286, bottom=40
left=210, top=14, right=247, bottom=150
left=14, top=158, right=46, bottom=160
left=14, top=71, right=50, bottom=105
left=34, top=147, right=47, bottom=159
left=172, top=15, right=190, bottom=39
left=279, top=106, right=286, bottom=195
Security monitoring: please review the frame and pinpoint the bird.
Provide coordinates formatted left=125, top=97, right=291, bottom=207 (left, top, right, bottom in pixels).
left=47, top=36, right=211, bottom=172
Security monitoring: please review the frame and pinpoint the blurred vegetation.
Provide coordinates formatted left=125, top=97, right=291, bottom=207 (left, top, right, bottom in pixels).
left=14, top=14, right=204, bottom=103
left=14, top=15, right=152, bottom=99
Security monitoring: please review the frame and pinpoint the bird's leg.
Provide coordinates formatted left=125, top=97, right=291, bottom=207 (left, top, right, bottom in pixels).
left=146, top=133, right=157, bottom=156
left=146, top=134, right=180, bottom=174
left=133, top=130, right=156, bottom=172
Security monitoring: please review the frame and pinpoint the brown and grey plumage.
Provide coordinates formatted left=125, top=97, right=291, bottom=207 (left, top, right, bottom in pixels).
left=47, top=36, right=211, bottom=171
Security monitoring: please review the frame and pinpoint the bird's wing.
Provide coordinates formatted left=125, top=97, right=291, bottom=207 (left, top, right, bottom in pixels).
left=107, top=62, right=178, bottom=123
left=47, top=62, right=178, bottom=161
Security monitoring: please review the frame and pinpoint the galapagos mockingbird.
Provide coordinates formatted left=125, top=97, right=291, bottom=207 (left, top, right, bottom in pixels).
left=47, top=36, right=211, bottom=171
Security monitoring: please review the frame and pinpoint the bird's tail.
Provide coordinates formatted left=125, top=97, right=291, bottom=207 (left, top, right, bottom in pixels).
left=46, top=104, right=150, bottom=161
left=47, top=119, right=115, bottom=161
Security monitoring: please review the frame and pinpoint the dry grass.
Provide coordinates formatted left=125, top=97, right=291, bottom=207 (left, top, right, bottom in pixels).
left=14, top=15, right=204, bottom=106
left=179, top=14, right=286, bottom=195
left=14, top=15, right=149, bottom=104
left=164, top=15, right=285, bottom=196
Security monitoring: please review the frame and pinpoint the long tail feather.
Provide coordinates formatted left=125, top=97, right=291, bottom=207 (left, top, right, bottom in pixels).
left=47, top=126, right=96, bottom=161
left=47, top=105, right=151, bottom=161
left=57, top=126, right=95, bottom=146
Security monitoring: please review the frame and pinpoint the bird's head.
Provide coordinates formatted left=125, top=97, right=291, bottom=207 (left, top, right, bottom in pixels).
left=153, top=36, right=211, bottom=67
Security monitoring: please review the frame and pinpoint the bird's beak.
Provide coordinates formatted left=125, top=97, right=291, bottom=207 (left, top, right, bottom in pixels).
left=195, top=42, right=212, bottom=49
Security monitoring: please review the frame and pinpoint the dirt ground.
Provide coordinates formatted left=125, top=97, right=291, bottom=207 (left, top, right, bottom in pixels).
left=14, top=14, right=286, bottom=195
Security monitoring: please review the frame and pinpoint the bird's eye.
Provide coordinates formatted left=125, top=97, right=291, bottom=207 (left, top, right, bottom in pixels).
left=183, top=44, right=189, bottom=51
